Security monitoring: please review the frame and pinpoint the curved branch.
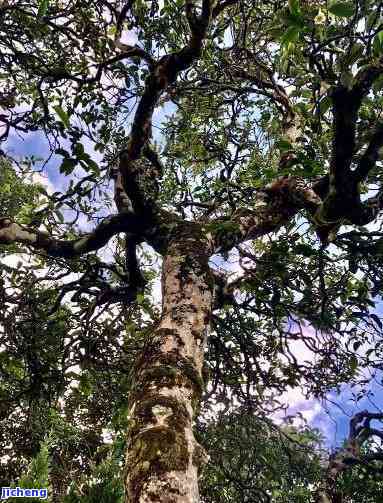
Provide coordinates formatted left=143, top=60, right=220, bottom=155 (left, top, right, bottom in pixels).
left=119, top=0, right=219, bottom=213
left=316, top=410, right=383, bottom=503
left=315, top=62, right=383, bottom=229
left=355, top=122, right=383, bottom=183
left=211, top=177, right=322, bottom=252
left=0, top=214, right=143, bottom=258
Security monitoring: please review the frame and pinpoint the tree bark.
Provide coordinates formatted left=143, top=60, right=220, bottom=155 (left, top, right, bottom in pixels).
left=316, top=490, right=344, bottom=503
left=124, top=231, right=213, bottom=502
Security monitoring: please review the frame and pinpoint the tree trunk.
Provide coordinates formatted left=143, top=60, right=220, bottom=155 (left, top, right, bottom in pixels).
left=316, top=470, right=345, bottom=503
left=124, top=234, right=213, bottom=502
left=316, top=491, right=332, bottom=503
left=316, top=490, right=343, bottom=503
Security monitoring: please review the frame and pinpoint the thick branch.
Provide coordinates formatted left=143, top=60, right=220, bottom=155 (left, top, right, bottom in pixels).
left=229, top=61, right=299, bottom=145
left=315, top=63, right=383, bottom=229
left=316, top=410, right=383, bottom=503
left=0, top=214, right=143, bottom=258
left=211, top=177, right=321, bottom=252
left=354, top=122, right=383, bottom=183
left=113, top=1, right=154, bottom=67
left=119, top=0, right=217, bottom=213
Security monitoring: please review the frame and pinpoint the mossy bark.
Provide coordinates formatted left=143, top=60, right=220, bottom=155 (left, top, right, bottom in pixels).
left=316, top=491, right=333, bottom=503
left=125, top=236, right=213, bottom=503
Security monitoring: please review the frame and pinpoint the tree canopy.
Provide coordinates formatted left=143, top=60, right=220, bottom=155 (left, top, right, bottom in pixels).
left=1, top=1, right=383, bottom=502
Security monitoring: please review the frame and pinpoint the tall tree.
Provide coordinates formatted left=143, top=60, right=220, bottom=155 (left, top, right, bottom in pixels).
left=2, top=1, right=383, bottom=501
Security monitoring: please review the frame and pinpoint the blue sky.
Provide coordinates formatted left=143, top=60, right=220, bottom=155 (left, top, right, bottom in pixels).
left=7, top=130, right=69, bottom=192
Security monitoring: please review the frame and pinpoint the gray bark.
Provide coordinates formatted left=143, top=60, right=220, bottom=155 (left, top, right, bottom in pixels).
left=124, top=234, right=213, bottom=502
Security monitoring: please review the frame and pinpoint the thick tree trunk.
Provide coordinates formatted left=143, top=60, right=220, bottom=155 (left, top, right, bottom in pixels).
left=316, top=490, right=343, bottom=503
left=315, top=438, right=360, bottom=503
left=316, top=491, right=334, bottom=503
left=316, top=466, right=345, bottom=503
left=124, top=234, right=213, bottom=502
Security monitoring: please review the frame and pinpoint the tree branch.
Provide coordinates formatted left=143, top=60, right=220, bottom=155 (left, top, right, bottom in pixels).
left=316, top=410, right=383, bottom=503
left=119, top=0, right=219, bottom=214
left=354, top=122, right=383, bottom=183
left=0, top=214, right=143, bottom=258
left=211, top=177, right=322, bottom=252
left=314, top=62, right=383, bottom=230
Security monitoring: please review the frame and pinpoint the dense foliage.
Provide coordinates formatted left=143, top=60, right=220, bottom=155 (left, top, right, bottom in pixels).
left=1, top=0, right=383, bottom=501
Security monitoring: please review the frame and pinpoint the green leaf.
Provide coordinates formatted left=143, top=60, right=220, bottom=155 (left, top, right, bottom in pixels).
left=79, top=155, right=100, bottom=175
left=366, top=11, right=378, bottom=31
left=55, top=209, right=64, bottom=223
left=328, top=2, right=355, bottom=18
left=353, top=341, right=362, bottom=351
left=53, top=105, right=70, bottom=129
left=281, top=25, right=300, bottom=46
left=373, top=74, right=383, bottom=92
left=276, top=139, right=293, bottom=152
left=268, top=24, right=286, bottom=39
left=349, top=355, right=358, bottom=372
left=55, top=148, right=70, bottom=158
left=73, top=142, right=85, bottom=158
left=295, top=244, right=315, bottom=257
left=37, top=0, right=49, bottom=18
left=345, top=43, right=364, bottom=66
left=288, top=0, right=300, bottom=16
left=340, top=70, right=354, bottom=89
left=373, top=31, right=383, bottom=56
left=94, top=142, right=105, bottom=152
left=59, top=157, right=77, bottom=175
left=85, top=158, right=100, bottom=174
left=319, top=96, right=332, bottom=115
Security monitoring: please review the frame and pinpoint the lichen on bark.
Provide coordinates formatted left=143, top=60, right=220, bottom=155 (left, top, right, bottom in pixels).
left=124, top=234, right=214, bottom=502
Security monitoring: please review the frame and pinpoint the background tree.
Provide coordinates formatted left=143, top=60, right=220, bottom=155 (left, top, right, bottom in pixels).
left=197, top=410, right=323, bottom=503
left=316, top=410, right=383, bottom=503
left=2, top=0, right=383, bottom=502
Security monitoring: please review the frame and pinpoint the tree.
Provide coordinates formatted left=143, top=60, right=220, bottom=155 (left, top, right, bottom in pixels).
left=316, top=410, right=383, bottom=503
left=197, top=410, right=323, bottom=503
left=1, top=0, right=383, bottom=501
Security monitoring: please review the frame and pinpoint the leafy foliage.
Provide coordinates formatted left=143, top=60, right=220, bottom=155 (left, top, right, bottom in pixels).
left=1, top=0, right=383, bottom=501
left=198, top=411, right=323, bottom=503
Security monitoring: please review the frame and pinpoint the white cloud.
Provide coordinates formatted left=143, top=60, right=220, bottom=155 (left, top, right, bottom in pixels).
left=120, top=29, right=138, bottom=46
left=30, top=171, right=55, bottom=194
